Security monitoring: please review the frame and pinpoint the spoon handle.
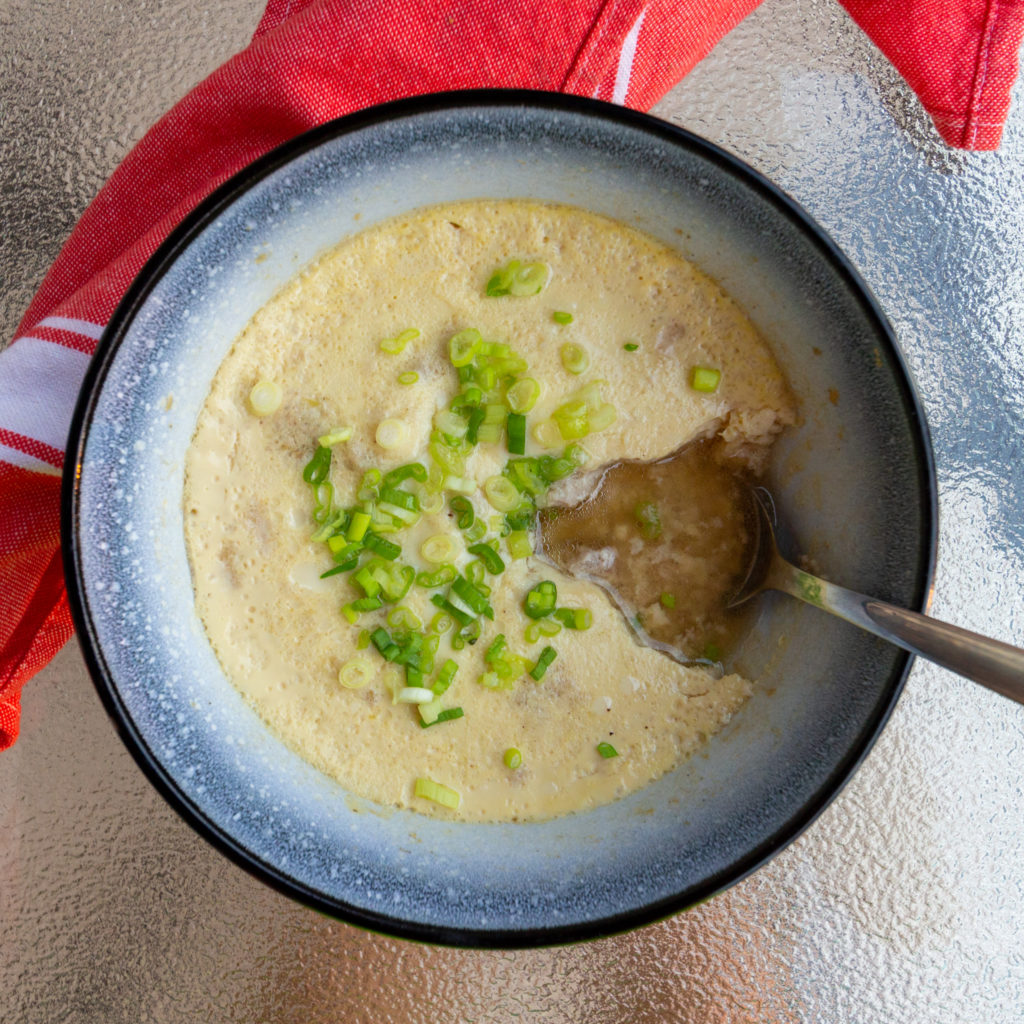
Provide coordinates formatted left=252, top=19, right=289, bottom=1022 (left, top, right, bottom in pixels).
left=772, top=564, right=1024, bottom=704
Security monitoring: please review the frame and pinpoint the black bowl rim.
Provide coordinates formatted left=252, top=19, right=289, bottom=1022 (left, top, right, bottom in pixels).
left=61, top=87, right=938, bottom=949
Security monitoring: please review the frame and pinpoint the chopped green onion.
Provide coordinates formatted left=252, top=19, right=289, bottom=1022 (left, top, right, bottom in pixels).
left=346, top=510, right=371, bottom=542
left=351, top=596, right=384, bottom=612
left=465, top=406, right=486, bottom=444
left=524, top=580, right=557, bottom=619
left=484, top=475, right=520, bottom=512
left=503, top=747, right=523, bottom=769
left=467, top=542, right=505, bottom=574
left=529, top=645, right=557, bottom=681
left=384, top=463, right=428, bottom=487
left=420, top=706, right=465, bottom=728
left=691, top=365, right=722, bottom=393
left=419, top=534, right=455, bottom=565
left=507, top=378, right=540, bottom=413
left=552, top=311, right=574, bottom=325
left=511, top=262, right=549, bottom=296
left=356, top=628, right=371, bottom=649
left=414, top=776, right=461, bottom=809
left=397, top=686, right=436, bottom=704
left=449, top=328, right=482, bottom=366
left=397, top=371, right=419, bottom=386
left=660, top=592, right=676, bottom=609
left=635, top=501, right=662, bottom=540
left=379, top=486, right=418, bottom=512
left=380, top=327, right=420, bottom=354
left=506, top=412, right=527, bottom=455
left=338, top=656, right=375, bottom=690
left=319, top=564, right=348, bottom=579
left=317, top=425, right=354, bottom=447
left=597, top=742, right=619, bottom=759
left=452, top=576, right=494, bottom=619
left=376, top=418, right=409, bottom=449
left=704, top=641, right=722, bottom=662
left=429, top=593, right=474, bottom=627
left=341, top=604, right=359, bottom=625
left=387, top=606, right=423, bottom=631
left=532, top=419, right=562, bottom=449
left=378, top=501, right=419, bottom=525
left=432, top=659, right=459, bottom=695
left=302, top=445, right=332, bottom=485
left=370, top=627, right=401, bottom=662
left=559, top=342, right=589, bottom=375
left=434, top=409, right=469, bottom=439
left=485, top=260, right=550, bottom=297
left=623, top=342, right=639, bottom=352
left=416, top=563, right=457, bottom=588
left=249, top=380, right=282, bottom=416
left=443, top=474, right=477, bottom=495
left=363, top=533, right=401, bottom=560
left=448, top=495, right=475, bottom=530
left=506, top=530, right=533, bottom=559
left=553, top=607, right=592, bottom=630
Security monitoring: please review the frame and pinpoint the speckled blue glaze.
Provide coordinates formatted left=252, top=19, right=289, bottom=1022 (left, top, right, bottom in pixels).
left=63, top=92, right=935, bottom=946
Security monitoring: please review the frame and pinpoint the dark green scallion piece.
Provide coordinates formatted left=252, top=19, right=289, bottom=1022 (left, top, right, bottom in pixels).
left=529, top=645, right=557, bottom=681
left=302, top=445, right=332, bottom=485
left=467, top=542, right=505, bottom=574
left=449, top=495, right=474, bottom=530
left=523, top=580, right=557, bottom=619
left=420, top=707, right=465, bottom=728
left=506, top=412, right=526, bottom=455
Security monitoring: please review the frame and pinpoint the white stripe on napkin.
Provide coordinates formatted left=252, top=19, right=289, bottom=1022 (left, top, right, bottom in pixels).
left=0, top=338, right=90, bottom=455
left=36, top=316, right=105, bottom=341
left=612, top=8, right=646, bottom=105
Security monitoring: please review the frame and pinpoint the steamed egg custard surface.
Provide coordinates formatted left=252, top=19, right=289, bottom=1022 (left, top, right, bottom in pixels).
left=183, top=200, right=795, bottom=822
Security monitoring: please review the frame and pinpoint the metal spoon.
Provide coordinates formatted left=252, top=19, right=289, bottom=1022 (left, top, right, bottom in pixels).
left=732, top=489, right=1024, bottom=705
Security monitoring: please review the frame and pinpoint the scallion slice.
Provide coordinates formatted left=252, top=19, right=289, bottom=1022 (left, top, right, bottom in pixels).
left=448, top=495, right=474, bottom=530
left=506, top=530, right=533, bottom=559
left=523, top=581, right=557, bottom=619
left=484, top=475, right=520, bottom=512
left=506, top=378, right=540, bottom=413
left=467, top=542, right=505, bottom=574
left=597, top=742, right=619, bottom=759
left=376, top=418, right=409, bottom=449
left=302, top=445, right=332, bottom=485
left=397, top=371, right=419, bottom=386
left=529, top=645, right=557, bottom=681
left=420, top=706, right=465, bottom=728
left=249, top=380, right=282, bottom=416
left=503, top=747, right=523, bottom=769
left=432, top=658, right=459, bottom=695
left=623, top=342, right=639, bottom=352
left=691, top=365, right=722, bottom=393
left=317, top=425, right=354, bottom=447
left=559, top=342, right=589, bottom=375
left=449, top=328, right=482, bottom=366
left=552, top=311, right=573, bottom=325
left=414, top=776, right=461, bottom=809
left=506, top=412, right=527, bottom=455
left=553, top=607, right=592, bottom=630
left=429, top=593, right=474, bottom=627
left=338, top=656, right=375, bottom=690
left=396, top=686, right=436, bottom=704
left=363, top=533, right=401, bottom=560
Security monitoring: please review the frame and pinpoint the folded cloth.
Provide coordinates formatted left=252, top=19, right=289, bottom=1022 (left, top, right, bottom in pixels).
left=1, top=0, right=1023, bottom=749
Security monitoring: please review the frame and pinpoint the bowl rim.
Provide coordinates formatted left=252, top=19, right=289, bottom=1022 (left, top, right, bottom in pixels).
left=61, top=87, right=938, bottom=948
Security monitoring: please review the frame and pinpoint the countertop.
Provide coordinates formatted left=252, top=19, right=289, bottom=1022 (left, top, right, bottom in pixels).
left=2, top=1, right=1023, bottom=1020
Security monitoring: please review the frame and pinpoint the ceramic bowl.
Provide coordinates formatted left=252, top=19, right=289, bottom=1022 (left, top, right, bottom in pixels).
left=63, top=90, right=936, bottom=947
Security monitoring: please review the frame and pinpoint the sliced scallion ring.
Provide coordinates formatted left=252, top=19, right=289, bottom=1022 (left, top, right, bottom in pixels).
left=248, top=379, right=282, bottom=416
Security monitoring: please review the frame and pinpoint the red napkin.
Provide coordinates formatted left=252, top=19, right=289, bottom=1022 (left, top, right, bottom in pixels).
left=1, top=0, right=1022, bottom=749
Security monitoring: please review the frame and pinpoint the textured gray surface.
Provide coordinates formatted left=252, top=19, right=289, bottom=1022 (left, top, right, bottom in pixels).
left=2, top=0, right=1023, bottom=1021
